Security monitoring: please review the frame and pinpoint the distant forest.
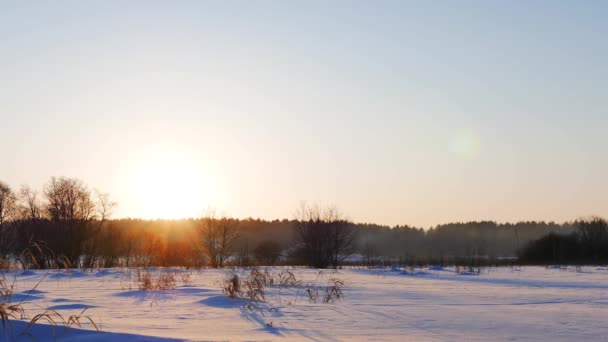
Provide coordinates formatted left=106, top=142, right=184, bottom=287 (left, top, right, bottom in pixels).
left=0, top=177, right=605, bottom=269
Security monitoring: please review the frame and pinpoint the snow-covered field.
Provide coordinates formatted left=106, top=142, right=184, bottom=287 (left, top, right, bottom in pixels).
left=4, top=266, right=608, bottom=341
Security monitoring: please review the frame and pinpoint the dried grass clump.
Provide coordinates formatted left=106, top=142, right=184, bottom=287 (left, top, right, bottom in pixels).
left=454, top=264, right=486, bottom=275
left=156, top=273, right=177, bottom=290
left=304, top=272, right=346, bottom=304
left=222, top=268, right=343, bottom=305
left=223, top=273, right=242, bottom=299
left=263, top=268, right=274, bottom=286
left=178, top=272, right=193, bottom=285
left=222, top=269, right=266, bottom=302
left=0, top=280, right=25, bottom=339
left=137, top=269, right=177, bottom=290
left=0, top=272, right=99, bottom=340
left=137, top=270, right=153, bottom=290
left=249, top=268, right=268, bottom=288
left=27, top=307, right=98, bottom=333
left=323, top=278, right=345, bottom=303
left=244, top=273, right=265, bottom=302
left=66, top=308, right=99, bottom=330
left=305, top=284, right=319, bottom=304
left=277, top=270, right=300, bottom=287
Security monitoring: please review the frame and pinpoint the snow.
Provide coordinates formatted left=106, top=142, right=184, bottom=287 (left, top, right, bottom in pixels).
left=3, top=266, right=608, bottom=341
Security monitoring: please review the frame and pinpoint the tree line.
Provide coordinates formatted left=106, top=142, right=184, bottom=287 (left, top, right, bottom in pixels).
left=0, top=178, right=357, bottom=269
left=519, top=217, right=608, bottom=264
left=0, top=177, right=599, bottom=269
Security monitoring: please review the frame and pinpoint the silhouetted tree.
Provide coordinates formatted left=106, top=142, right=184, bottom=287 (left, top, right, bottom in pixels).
left=18, top=185, right=43, bottom=221
left=199, top=213, right=239, bottom=267
left=44, top=177, right=111, bottom=268
left=0, top=181, right=16, bottom=225
left=237, top=237, right=251, bottom=266
left=576, top=217, right=608, bottom=262
left=519, top=232, right=580, bottom=264
left=294, top=203, right=357, bottom=268
left=0, top=181, right=17, bottom=258
left=253, top=240, right=282, bottom=265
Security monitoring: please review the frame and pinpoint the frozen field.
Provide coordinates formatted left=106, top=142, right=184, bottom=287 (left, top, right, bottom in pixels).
left=4, top=266, right=608, bottom=341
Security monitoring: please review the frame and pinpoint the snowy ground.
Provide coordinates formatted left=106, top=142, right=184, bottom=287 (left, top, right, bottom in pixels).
left=3, top=266, right=608, bottom=341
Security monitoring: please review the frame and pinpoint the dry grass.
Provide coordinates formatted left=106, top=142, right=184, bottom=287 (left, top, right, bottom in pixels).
left=454, top=264, right=487, bottom=275
left=178, top=272, right=193, bottom=285
left=244, top=271, right=265, bottom=302
left=221, top=268, right=346, bottom=305
left=303, top=271, right=346, bottom=304
left=136, top=269, right=178, bottom=290
left=250, top=268, right=302, bottom=288
left=26, top=307, right=99, bottom=333
left=305, top=284, right=319, bottom=303
left=0, top=277, right=25, bottom=340
left=249, top=268, right=267, bottom=288
left=0, top=269, right=99, bottom=340
left=223, top=273, right=242, bottom=299
left=277, top=270, right=301, bottom=287
left=222, top=268, right=267, bottom=302
left=323, top=278, right=345, bottom=303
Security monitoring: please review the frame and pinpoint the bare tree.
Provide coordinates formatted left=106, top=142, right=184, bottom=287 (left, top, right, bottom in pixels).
left=199, top=212, right=239, bottom=268
left=0, top=181, right=17, bottom=258
left=294, top=203, right=358, bottom=268
left=360, top=232, right=379, bottom=266
left=237, top=236, right=251, bottom=266
left=15, top=185, right=50, bottom=268
left=0, top=181, right=17, bottom=225
left=18, top=185, right=43, bottom=221
left=45, top=177, right=96, bottom=223
left=43, top=177, right=106, bottom=267
left=82, top=190, right=116, bottom=268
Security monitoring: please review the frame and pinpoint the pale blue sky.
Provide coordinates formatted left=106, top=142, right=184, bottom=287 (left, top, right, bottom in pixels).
left=1, top=1, right=607, bottom=227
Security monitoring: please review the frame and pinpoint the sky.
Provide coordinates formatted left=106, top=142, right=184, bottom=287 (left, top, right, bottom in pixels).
left=1, top=1, right=607, bottom=227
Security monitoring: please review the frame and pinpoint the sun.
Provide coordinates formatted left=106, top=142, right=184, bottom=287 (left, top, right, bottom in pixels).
left=127, top=152, right=214, bottom=219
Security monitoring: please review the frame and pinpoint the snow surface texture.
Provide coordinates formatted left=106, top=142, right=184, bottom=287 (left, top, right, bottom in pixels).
left=3, top=266, right=608, bottom=341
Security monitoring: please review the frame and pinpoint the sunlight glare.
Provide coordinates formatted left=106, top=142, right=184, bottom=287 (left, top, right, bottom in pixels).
left=128, top=152, right=213, bottom=219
